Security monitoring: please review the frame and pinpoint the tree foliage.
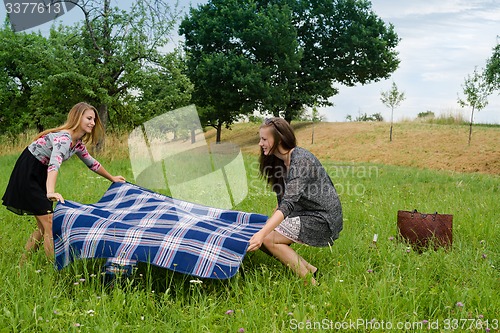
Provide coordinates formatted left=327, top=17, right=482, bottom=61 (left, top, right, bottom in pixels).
left=0, top=24, right=82, bottom=134
left=180, top=0, right=400, bottom=135
left=0, top=1, right=192, bottom=136
left=355, top=112, right=383, bottom=122
left=417, top=110, right=435, bottom=119
left=180, top=0, right=295, bottom=140
left=484, top=40, right=500, bottom=94
left=65, top=0, right=191, bottom=130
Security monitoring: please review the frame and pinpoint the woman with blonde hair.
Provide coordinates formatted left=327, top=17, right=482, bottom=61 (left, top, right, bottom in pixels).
left=248, top=117, right=343, bottom=285
left=2, top=102, right=125, bottom=263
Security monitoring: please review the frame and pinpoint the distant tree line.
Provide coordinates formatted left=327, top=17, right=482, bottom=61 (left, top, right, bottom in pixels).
left=417, top=111, right=435, bottom=118
left=345, top=112, right=383, bottom=122
left=2, top=0, right=403, bottom=141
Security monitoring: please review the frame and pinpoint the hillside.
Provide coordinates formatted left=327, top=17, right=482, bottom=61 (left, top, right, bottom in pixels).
left=205, top=121, right=500, bottom=175
left=2, top=121, right=498, bottom=175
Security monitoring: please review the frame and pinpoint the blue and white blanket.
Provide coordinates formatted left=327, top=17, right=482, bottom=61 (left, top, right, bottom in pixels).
left=53, top=182, right=267, bottom=279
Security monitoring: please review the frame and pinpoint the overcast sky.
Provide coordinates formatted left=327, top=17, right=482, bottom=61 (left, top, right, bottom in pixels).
left=2, top=0, right=499, bottom=123
left=328, top=0, right=500, bottom=124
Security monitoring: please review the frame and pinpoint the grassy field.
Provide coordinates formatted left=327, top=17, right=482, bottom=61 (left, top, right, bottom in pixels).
left=0, top=122, right=499, bottom=332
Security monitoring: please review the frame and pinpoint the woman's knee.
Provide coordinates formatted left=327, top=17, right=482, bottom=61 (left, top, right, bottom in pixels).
left=35, top=214, right=53, bottom=233
left=262, top=232, right=278, bottom=250
left=261, top=235, right=272, bottom=249
left=263, top=231, right=292, bottom=250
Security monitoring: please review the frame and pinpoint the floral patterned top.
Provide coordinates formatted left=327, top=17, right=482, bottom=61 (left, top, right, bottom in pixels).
left=28, top=131, right=101, bottom=173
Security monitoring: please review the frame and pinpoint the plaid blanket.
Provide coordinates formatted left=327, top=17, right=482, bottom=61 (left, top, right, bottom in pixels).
left=53, top=182, right=267, bottom=279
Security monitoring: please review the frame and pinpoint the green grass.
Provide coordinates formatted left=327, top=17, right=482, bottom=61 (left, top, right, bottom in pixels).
left=0, top=153, right=499, bottom=332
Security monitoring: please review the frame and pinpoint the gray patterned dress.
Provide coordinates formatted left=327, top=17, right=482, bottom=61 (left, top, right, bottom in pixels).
left=276, top=147, right=343, bottom=246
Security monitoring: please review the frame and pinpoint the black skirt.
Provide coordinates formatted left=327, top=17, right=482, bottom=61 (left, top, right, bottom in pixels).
left=2, top=147, right=53, bottom=216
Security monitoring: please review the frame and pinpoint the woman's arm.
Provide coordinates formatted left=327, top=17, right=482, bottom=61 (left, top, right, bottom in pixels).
left=46, top=170, right=64, bottom=203
left=74, top=142, right=124, bottom=182
left=247, top=209, right=285, bottom=252
left=94, top=164, right=126, bottom=183
left=44, top=165, right=124, bottom=204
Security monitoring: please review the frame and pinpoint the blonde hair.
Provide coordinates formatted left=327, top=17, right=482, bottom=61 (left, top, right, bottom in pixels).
left=35, top=102, right=104, bottom=145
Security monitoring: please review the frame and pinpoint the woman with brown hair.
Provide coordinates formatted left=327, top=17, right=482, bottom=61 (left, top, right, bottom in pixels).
left=2, top=102, right=125, bottom=263
left=248, top=117, right=343, bottom=285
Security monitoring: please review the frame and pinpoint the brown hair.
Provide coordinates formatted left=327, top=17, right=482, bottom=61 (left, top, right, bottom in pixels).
left=259, top=117, right=297, bottom=196
left=35, top=102, right=104, bottom=145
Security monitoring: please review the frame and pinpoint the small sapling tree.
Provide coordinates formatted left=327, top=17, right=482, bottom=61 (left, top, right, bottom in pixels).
left=380, top=81, right=405, bottom=141
left=457, top=67, right=491, bottom=145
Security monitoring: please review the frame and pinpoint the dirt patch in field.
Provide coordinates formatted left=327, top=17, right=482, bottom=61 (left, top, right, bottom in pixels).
left=206, top=122, right=500, bottom=175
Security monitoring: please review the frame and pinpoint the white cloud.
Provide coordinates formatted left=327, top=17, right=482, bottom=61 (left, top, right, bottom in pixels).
left=322, top=0, right=500, bottom=123
left=372, top=0, right=486, bottom=18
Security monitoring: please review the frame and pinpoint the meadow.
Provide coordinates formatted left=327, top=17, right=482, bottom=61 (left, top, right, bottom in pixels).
left=0, top=122, right=499, bottom=332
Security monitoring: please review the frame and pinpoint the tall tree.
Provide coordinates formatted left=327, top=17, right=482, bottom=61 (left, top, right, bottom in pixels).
left=0, top=24, right=80, bottom=134
left=380, top=81, right=405, bottom=142
left=0, top=26, right=35, bottom=135
left=66, top=0, right=182, bottom=129
left=457, top=67, right=491, bottom=145
left=289, top=0, right=400, bottom=121
left=123, top=49, right=193, bottom=129
left=180, top=0, right=400, bottom=130
left=0, top=1, right=192, bottom=136
left=180, top=0, right=296, bottom=140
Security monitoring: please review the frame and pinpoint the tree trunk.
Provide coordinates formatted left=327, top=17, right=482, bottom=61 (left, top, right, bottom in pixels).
left=191, top=129, right=196, bottom=144
left=215, top=120, right=222, bottom=144
left=36, top=121, right=44, bottom=133
left=390, top=107, right=394, bottom=142
left=311, top=121, right=315, bottom=144
left=468, top=107, right=475, bottom=146
left=98, top=104, right=108, bottom=128
left=96, top=103, right=108, bottom=151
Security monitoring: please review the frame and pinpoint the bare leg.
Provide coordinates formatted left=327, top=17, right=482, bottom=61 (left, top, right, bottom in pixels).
left=35, top=214, right=54, bottom=259
left=26, top=221, right=44, bottom=252
left=262, top=231, right=318, bottom=285
left=19, top=219, right=44, bottom=265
